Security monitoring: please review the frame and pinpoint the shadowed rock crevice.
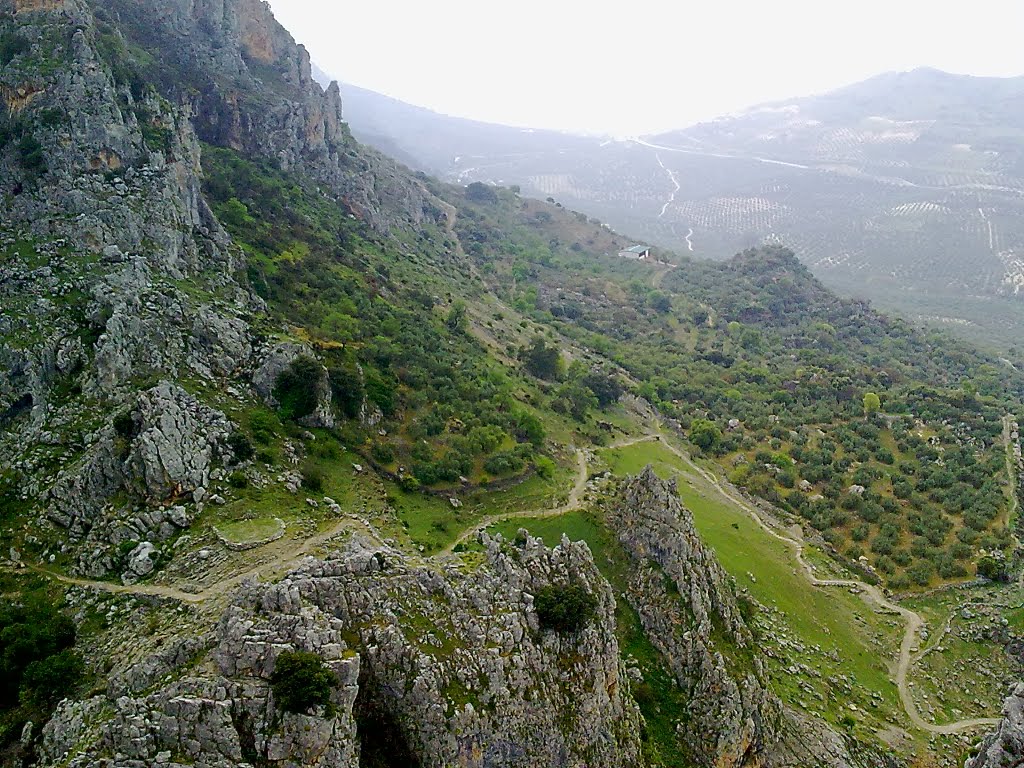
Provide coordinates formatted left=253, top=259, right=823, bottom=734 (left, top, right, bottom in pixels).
left=353, top=669, right=421, bottom=768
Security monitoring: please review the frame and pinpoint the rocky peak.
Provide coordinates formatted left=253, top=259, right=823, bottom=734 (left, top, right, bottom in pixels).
left=94, top=0, right=444, bottom=234
left=608, top=466, right=782, bottom=765
left=38, top=533, right=644, bottom=768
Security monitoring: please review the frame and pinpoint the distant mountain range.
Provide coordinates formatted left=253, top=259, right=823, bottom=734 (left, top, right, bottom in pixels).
left=330, top=68, right=1024, bottom=349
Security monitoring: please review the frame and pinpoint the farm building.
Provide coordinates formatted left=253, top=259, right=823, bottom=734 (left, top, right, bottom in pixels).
left=618, top=244, right=651, bottom=260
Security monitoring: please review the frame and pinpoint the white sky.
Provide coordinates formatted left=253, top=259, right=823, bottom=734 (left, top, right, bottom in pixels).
left=267, top=0, right=1024, bottom=135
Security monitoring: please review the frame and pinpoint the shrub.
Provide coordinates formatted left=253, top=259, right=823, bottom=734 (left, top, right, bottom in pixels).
left=274, top=356, right=322, bottom=421
left=465, top=181, right=499, bottom=204
left=0, top=596, right=83, bottom=739
left=328, top=361, right=364, bottom=419
left=533, top=583, right=597, bottom=634
left=520, top=337, right=562, bottom=381
left=535, top=455, right=555, bottom=479
left=227, top=431, right=255, bottom=462
left=977, top=554, right=1008, bottom=582
left=112, top=412, right=136, bottom=440
left=301, top=464, right=324, bottom=493
left=371, top=442, right=395, bottom=464
left=20, top=649, right=85, bottom=708
left=0, top=33, right=30, bottom=66
left=270, top=651, right=336, bottom=715
left=689, top=419, right=722, bottom=453
left=17, top=133, right=47, bottom=179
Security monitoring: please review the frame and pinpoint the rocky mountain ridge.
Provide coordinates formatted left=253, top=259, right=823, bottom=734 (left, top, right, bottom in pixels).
left=0, top=0, right=1017, bottom=766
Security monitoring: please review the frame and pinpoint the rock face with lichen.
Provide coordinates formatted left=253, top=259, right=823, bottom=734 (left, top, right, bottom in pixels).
left=94, top=0, right=448, bottom=235
left=38, top=533, right=644, bottom=768
left=609, top=468, right=783, bottom=765
left=607, top=468, right=890, bottom=768
left=966, top=684, right=1024, bottom=768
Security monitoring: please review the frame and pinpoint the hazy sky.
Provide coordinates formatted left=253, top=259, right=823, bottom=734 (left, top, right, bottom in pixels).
left=267, top=0, right=1024, bottom=135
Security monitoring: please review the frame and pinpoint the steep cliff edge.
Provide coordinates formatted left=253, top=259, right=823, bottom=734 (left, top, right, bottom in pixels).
left=91, top=0, right=446, bottom=234
left=38, top=533, right=644, bottom=768
left=967, top=685, right=1024, bottom=768
left=606, top=468, right=886, bottom=768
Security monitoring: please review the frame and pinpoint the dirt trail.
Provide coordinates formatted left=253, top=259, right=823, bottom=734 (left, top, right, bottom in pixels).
left=438, top=434, right=657, bottom=556
left=651, top=431, right=999, bottom=734
left=27, top=514, right=385, bottom=606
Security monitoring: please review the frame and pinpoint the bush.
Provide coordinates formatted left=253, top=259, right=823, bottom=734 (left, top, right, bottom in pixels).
left=0, top=33, right=30, bottom=66
left=371, top=442, right=395, bottom=464
left=535, top=455, right=555, bottom=480
left=112, top=412, right=136, bottom=440
left=274, top=356, right=322, bottom=421
left=17, top=133, right=47, bottom=179
left=227, top=431, right=255, bottom=462
left=270, top=651, right=337, bottom=715
left=689, top=419, right=722, bottom=453
left=977, top=554, right=1008, bottom=582
left=328, top=361, right=364, bottom=419
left=0, top=596, right=83, bottom=745
left=301, top=464, right=324, bottom=493
left=465, top=181, right=499, bottom=204
left=533, top=583, right=597, bottom=634
left=20, top=649, right=85, bottom=708
left=521, top=337, right=563, bottom=381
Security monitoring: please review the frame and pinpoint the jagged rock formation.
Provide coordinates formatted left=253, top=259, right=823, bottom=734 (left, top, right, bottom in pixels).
left=967, top=684, right=1024, bottom=768
left=0, top=0, right=343, bottom=579
left=38, top=533, right=644, bottom=768
left=96, top=0, right=447, bottom=234
left=608, top=468, right=886, bottom=768
left=609, top=468, right=783, bottom=764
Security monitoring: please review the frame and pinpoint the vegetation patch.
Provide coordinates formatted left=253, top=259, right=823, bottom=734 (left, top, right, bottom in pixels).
left=273, top=356, right=322, bottom=421
left=534, top=583, right=598, bottom=634
left=270, top=650, right=337, bottom=715
left=0, top=593, right=85, bottom=754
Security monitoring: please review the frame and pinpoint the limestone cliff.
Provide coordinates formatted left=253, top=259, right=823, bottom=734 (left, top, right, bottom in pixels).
left=967, top=684, right=1024, bottom=768
left=93, top=0, right=447, bottom=234
left=607, top=468, right=886, bottom=768
left=38, top=533, right=644, bottom=768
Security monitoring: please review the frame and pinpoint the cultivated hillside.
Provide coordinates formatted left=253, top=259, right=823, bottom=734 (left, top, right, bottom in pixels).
left=0, top=2, right=1021, bottom=767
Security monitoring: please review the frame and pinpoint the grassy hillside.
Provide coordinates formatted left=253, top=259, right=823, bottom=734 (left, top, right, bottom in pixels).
left=437, top=184, right=1021, bottom=591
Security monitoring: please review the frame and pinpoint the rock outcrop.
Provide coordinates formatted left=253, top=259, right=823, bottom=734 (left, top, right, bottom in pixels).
left=38, top=533, right=644, bottom=768
left=608, top=467, right=783, bottom=765
left=607, top=467, right=882, bottom=768
left=96, top=0, right=448, bottom=235
left=967, top=684, right=1024, bottom=768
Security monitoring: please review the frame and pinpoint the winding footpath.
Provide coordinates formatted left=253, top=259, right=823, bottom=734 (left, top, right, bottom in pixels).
left=25, top=514, right=387, bottom=606
left=438, top=434, right=658, bottom=557
left=15, top=424, right=1003, bottom=734
left=650, top=432, right=999, bottom=735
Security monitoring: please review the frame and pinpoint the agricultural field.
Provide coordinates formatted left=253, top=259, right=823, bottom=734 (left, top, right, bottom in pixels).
left=480, top=435, right=1015, bottom=758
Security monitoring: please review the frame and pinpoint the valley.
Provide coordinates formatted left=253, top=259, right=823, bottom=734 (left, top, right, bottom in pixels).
left=338, top=70, right=1024, bottom=353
